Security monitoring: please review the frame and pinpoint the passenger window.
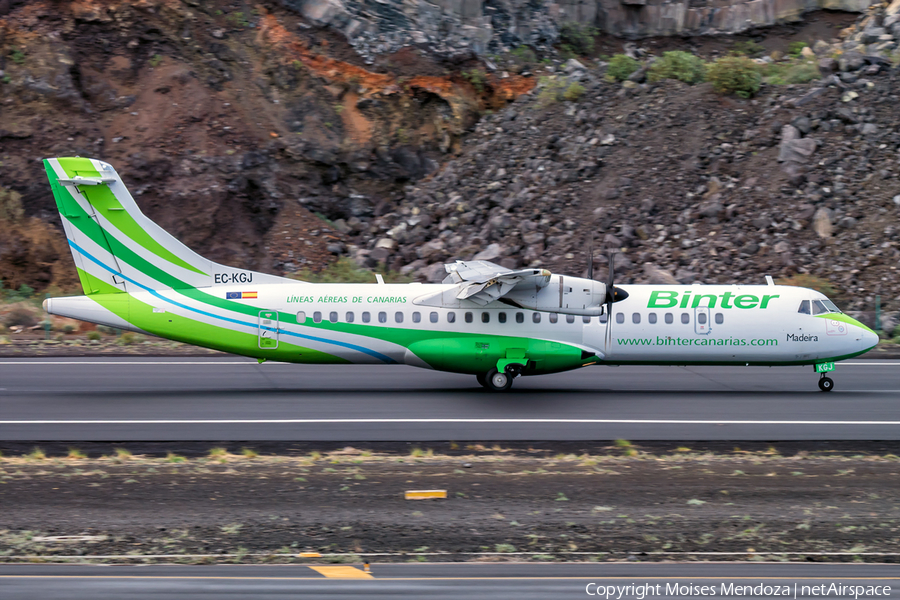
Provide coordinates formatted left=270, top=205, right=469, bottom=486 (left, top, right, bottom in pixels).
left=412, top=312, right=421, bottom=323
left=632, top=313, right=640, bottom=324
left=798, top=300, right=810, bottom=315
left=516, top=312, right=524, bottom=324
left=582, top=316, right=591, bottom=324
left=665, top=313, right=673, bottom=324
left=378, top=311, right=387, bottom=323
left=346, top=311, right=355, bottom=323
left=362, top=311, right=371, bottom=323
left=447, top=312, right=456, bottom=323
left=533, top=313, right=541, bottom=323
left=812, top=300, right=828, bottom=315
left=697, top=313, right=707, bottom=325
left=681, top=313, right=690, bottom=324
left=549, top=313, right=558, bottom=324
left=566, top=314, right=575, bottom=324
left=465, top=312, right=473, bottom=323
left=498, top=312, right=507, bottom=324
left=329, top=311, right=338, bottom=323
left=599, top=313, right=608, bottom=324
left=715, top=313, right=723, bottom=325
left=313, top=311, right=322, bottom=323
left=395, top=312, right=404, bottom=323
left=296, top=311, right=306, bottom=323
left=481, top=312, right=490, bottom=323
left=648, top=313, right=657, bottom=324
left=430, top=312, right=439, bottom=323
left=616, top=313, right=625, bottom=324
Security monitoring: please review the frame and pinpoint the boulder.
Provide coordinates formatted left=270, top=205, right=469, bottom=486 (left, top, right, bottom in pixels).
left=778, top=138, right=817, bottom=163
left=644, top=264, right=679, bottom=285
left=813, top=207, right=833, bottom=238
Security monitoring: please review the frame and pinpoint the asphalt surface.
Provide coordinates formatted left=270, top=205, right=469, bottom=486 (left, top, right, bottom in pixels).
left=0, top=358, right=898, bottom=441
left=2, top=563, right=898, bottom=599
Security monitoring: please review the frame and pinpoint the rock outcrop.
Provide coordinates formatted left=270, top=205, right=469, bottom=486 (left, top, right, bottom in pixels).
left=285, top=0, right=875, bottom=56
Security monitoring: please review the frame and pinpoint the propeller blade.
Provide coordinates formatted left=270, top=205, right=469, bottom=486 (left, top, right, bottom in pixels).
left=587, top=233, right=594, bottom=281
left=605, top=251, right=615, bottom=350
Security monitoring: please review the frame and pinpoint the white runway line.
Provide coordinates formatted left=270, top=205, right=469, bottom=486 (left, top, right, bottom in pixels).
left=2, top=419, right=900, bottom=425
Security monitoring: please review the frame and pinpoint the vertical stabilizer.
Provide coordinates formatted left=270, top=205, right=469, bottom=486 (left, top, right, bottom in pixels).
left=44, top=157, right=290, bottom=294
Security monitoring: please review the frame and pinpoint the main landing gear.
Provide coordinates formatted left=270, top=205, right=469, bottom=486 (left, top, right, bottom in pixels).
left=818, top=374, right=834, bottom=392
left=477, top=364, right=524, bottom=392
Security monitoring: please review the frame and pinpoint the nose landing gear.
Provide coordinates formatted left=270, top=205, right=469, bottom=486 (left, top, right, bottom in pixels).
left=818, top=374, right=834, bottom=392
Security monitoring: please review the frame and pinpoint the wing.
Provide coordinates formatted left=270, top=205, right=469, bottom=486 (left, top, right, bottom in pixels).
left=442, top=260, right=551, bottom=306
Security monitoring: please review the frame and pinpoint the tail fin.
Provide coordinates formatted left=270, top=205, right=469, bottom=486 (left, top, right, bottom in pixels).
left=44, top=157, right=287, bottom=295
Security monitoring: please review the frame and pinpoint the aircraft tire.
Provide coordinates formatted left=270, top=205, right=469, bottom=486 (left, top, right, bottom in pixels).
left=818, top=376, right=834, bottom=392
left=484, top=368, right=513, bottom=392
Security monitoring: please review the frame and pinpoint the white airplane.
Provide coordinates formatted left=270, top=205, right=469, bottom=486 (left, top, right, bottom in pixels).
left=41, top=157, right=878, bottom=392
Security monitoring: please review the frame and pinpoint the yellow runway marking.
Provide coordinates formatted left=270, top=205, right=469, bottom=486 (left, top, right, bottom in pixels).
left=0, top=575, right=897, bottom=581
left=308, top=566, right=374, bottom=579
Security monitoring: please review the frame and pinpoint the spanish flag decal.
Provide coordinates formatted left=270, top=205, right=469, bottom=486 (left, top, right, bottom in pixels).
left=226, top=291, right=258, bottom=299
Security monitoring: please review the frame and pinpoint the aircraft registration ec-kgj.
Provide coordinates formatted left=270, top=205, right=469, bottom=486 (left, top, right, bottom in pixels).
left=42, top=157, right=879, bottom=392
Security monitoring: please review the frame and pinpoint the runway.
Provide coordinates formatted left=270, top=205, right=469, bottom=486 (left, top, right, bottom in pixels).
left=2, top=357, right=899, bottom=441
left=2, top=563, right=898, bottom=599
left=1, top=358, right=898, bottom=441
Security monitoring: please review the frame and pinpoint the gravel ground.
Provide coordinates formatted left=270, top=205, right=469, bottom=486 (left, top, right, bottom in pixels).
left=2, top=444, right=899, bottom=564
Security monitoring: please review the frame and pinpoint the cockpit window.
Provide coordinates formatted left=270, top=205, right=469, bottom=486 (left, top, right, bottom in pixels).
left=798, top=300, right=810, bottom=315
left=812, top=299, right=842, bottom=315
left=821, top=299, right=841, bottom=313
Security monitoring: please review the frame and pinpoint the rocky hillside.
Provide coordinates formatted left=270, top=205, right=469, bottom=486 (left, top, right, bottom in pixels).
left=0, top=0, right=898, bottom=322
left=0, top=0, right=528, bottom=291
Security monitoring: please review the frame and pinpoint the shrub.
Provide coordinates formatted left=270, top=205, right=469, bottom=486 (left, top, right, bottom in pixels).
left=563, top=81, right=585, bottom=101
left=788, top=41, right=808, bottom=57
left=606, top=54, right=639, bottom=82
left=764, top=60, right=820, bottom=85
left=117, top=332, right=136, bottom=345
left=462, top=69, right=487, bottom=93
left=706, top=55, right=762, bottom=98
left=648, top=51, right=706, bottom=84
left=2, top=305, right=37, bottom=327
left=732, top=40, right=765, bottom=58
left=87, top=330, right=102, bottom=341
left=510, top=45, right=537, bottom=66
left=559, top=23, right=597, bottom=56
left=62, top=324, right=76, bottom=334
left=148, top=54, right=163, bottom=68
left=536, top=76, right=566, bottom=106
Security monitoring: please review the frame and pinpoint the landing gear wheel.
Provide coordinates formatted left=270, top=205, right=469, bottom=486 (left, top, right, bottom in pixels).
left=476, top=372, right=489, bottom=389
left=818, top=376, right=834, bottom=392
left=483, top=368, right=513, bottom=392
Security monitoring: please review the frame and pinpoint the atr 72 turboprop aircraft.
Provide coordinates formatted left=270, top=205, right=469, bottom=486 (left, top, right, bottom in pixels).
left=42, top=157, right=878, bottom=392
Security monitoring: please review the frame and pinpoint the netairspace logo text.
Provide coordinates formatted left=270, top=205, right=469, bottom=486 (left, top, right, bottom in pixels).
left=585, top=582, right=892, bottom=599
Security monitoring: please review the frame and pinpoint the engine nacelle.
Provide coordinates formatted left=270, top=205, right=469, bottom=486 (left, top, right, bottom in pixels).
left=503, top=275, right=607, bottom=316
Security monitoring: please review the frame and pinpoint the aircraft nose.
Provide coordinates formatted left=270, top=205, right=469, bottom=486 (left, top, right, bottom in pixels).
left=864, top=327, right=879, bottom=350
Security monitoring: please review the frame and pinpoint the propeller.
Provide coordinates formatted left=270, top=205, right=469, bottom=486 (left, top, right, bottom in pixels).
left=603, top=251, right=629, bottom=352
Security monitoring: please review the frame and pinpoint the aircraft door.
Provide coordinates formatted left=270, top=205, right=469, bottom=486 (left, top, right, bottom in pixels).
left=258, top=310, right=279, bottom=349
left=694, top=306, right=711, bottom=335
